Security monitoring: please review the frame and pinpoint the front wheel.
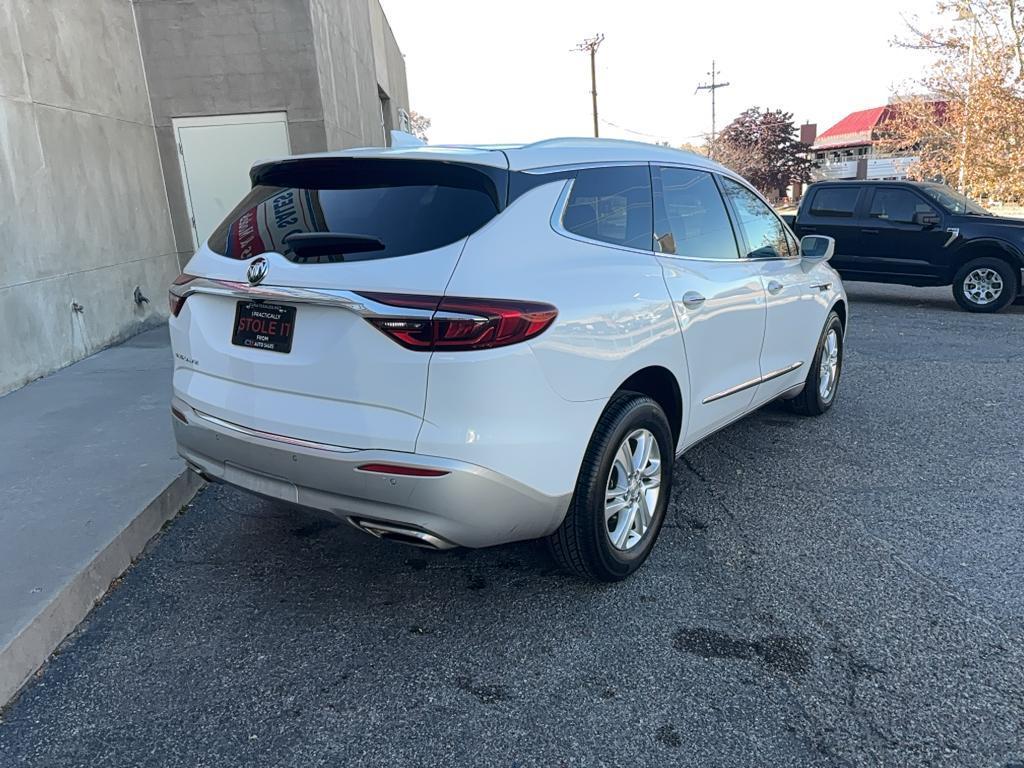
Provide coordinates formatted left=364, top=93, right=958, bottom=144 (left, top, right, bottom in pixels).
left=952, top=257, right=1018, bottom=313
left=548, top=392, right=674, bottom=582
left=788, top=311, right=844, bottom=417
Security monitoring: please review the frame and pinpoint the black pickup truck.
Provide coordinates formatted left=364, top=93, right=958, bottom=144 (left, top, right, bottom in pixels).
left=784, top=180, right=1024, bottom=312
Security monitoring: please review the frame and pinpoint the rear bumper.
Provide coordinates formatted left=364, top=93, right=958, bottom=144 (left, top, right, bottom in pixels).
left=171, top=398, right=570, bottom=548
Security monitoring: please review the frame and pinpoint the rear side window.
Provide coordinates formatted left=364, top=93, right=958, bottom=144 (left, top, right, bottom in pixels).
left=869, top=188, right=937, bottom=224
left=562, top=166, right=653, bottom=250
left=653, top=166, right=739, bottom=260
left=208, top=158, right=504, bottom=262
left=809, top=187, right=860, bottom=217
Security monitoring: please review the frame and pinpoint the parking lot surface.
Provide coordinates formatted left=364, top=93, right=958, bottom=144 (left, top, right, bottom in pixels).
left=2, top=283, right=1023, bottom=768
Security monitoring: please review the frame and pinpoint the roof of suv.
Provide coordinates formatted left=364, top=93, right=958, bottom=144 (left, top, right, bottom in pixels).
left=260, top=137, right=731, bottom=175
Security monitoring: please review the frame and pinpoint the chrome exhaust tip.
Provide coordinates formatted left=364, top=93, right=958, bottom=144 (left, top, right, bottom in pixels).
left=349, top=518, right=456, bottom=550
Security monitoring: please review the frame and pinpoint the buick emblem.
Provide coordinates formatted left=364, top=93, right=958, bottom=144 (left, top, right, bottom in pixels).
left=246, top=257, right=268, bottom=286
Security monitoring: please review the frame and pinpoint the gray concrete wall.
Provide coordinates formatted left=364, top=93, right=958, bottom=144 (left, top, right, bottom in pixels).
left=309, top=0, right=385, bottom=149
left=0, top=0, right=178, bottom=396
left=133, top=0, right=327, bottom=257
left=369, top=0, right=409, bottom=132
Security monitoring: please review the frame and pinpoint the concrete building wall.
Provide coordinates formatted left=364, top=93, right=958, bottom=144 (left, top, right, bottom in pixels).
left=133, top=0, right=327, bottom=257
left=309, top=0, right=385, bottom=149
left=0, top=0, right=178, bottom=396
left=369, top=0, right=409, bottom=132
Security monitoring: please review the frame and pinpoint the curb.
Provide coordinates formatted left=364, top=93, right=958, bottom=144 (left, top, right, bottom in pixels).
left=0, top=469, right=204, bottom=708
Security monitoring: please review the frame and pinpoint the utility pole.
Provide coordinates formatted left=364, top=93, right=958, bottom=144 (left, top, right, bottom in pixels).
left=695, top=60, right=730, bottom=158
left=574, top=34, right=604, bottom=137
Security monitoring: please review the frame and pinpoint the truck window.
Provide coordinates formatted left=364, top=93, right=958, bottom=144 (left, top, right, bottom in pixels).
left=809, top=187, right=859, bottom=218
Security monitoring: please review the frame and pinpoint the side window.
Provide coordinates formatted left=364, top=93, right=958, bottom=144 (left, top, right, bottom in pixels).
left=869, top=188, right=937, bottom=224
left=719, top=177, right=793, bottom=258
left=562, top=166, right=653, bottom=250
left=653, top=167, right=739, bottom=260
left=809, top=187, right=860, bottom=218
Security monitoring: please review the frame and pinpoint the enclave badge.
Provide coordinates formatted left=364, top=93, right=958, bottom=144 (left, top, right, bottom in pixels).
left=247, top=256, right=269, bottom=286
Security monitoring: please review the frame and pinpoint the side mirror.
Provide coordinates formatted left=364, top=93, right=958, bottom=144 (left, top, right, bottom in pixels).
left=799, top=234, right=834, bottom=262
left=913, top=211, right=940, bottom=228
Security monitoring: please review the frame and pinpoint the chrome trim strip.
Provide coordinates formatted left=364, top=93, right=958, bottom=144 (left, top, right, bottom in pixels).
left=189, top=407, right=358, bottom=454
left=525, top=160, right=648, bottom=174
left=701, top=374, right=762, bottom=405
left=173, top=278, right=435, bottom=318
left=702, top=361, right=803, bottom=404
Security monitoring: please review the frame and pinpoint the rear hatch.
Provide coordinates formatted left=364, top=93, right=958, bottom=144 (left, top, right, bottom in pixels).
left=172, top=153, right=508, bottom=451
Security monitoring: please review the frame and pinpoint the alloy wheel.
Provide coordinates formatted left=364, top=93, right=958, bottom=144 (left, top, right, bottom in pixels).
left=818, top=329, right=840, bottom=400
left=605, top=428, right=662, bottom=551
left=963, top=268, right=1004, bottom=306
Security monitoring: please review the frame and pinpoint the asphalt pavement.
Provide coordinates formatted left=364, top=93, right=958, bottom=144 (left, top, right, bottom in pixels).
left=2, top=283, right=1023, bottom=768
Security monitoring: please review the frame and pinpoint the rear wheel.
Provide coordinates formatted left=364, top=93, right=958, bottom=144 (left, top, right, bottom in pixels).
left=548, top=393, right=673, bottom=582
left=952, top=257, right=1018, bottom=313
left=788, top=311, right=843, bottom=417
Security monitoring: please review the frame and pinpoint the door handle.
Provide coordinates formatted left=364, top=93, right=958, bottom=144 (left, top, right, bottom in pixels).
left=861, top=228, right=880, bottom=234
left=681, top=291, right=705, bottom=309
left=766, top=280, right=783, bottom=295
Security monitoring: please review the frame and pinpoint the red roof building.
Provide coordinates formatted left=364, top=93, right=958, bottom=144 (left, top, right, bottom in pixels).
left=812, top=106, right=891, bottom=151
left=808, top=105, right=913, bottom=181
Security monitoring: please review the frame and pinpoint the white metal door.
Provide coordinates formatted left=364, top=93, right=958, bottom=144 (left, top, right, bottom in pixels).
left=662, top=258, right=767, bottom=445
left=173, top=113, right=290, bottom=250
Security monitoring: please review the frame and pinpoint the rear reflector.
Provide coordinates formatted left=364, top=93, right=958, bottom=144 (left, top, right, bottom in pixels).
left=357, top=292, right=557, bottom=351
left=357, top=463, right=449, bottom=477
left=168, top=273, right=198, bottom=317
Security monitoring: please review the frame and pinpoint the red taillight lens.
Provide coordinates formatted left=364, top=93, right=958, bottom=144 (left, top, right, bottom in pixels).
left=357, top=463, right=449, bottom=477
left=168, top=273, right=197, bottom=317
left=357, top=292, right=557, bottom=352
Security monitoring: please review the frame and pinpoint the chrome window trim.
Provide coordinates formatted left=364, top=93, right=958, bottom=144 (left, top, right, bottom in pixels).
left=702, top=361, right=803, bottom=404
left=525, top=160, right=648, bottom=175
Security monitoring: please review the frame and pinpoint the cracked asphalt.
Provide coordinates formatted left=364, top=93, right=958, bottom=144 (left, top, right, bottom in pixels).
left=2, top=283, right=1023, bottom=767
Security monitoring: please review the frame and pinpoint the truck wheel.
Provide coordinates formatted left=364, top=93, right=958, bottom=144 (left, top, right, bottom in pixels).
left=952, top=257, right=1018, bottom=313
left=548, top=392, right=673, bottom=582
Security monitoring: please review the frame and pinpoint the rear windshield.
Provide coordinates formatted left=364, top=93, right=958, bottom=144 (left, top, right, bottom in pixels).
left=208, top=158, right=506, bottom=262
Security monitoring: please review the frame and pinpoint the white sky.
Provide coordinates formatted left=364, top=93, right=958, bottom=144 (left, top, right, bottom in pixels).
left=380, top=0, right=944, bottom=146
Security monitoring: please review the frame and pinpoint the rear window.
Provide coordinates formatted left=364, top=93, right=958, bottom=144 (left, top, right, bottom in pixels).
left=208, top=158, right=505, bottom=262
left=562, top=165, right=653, bottom=250
left=809, top=187, right=860, bottom=218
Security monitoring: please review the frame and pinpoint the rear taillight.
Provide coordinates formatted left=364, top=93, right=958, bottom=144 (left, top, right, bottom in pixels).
left=356, top=292, right=558, bottom=351
left=168, top=273, right=198, bottom=317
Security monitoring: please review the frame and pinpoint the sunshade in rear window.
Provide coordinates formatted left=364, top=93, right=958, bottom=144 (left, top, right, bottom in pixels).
left=208, top=158, right=507, bottom=263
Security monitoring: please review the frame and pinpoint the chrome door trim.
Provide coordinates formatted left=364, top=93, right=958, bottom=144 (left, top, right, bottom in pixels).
left=701, top=361, right=803, bottom=404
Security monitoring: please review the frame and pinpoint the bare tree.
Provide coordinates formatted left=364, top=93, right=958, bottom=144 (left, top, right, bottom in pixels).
left=408, top=110, right=431, bottom=142
left=881, top=1, right=1024, bottom=201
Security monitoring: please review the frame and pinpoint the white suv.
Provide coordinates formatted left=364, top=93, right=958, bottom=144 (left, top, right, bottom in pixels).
left=169, top=138, right=846, bottom=581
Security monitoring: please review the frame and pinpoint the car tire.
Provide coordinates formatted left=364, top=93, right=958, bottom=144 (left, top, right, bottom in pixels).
left=952, top=257, right=1018, bottom=313
left=788, top=311, right=843, bottom=417
left=548, top=392, right=674, bottom=582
